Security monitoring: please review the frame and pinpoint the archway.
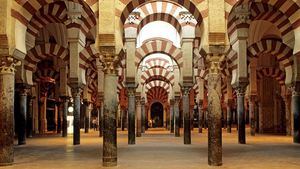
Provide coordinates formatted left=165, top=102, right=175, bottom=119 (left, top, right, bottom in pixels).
left=150, top=102, right=164, bottom=128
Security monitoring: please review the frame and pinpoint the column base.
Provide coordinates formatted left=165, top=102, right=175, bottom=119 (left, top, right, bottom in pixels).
left=208, top=161, right=222, bottom=166
left=103, top=157, right=117, bottom=167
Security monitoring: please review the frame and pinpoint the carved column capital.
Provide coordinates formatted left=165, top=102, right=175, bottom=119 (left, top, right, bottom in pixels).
left=289, top=82, right=300, bottom=96
left=181, top=86, right=191, bottom=97
left=102, top=54, right=120, bottom=75
left=141, top=97, right=145, bottom=105
left=234, top=82, right=248, bottom=97
left=234, top=4, right=250, bottom=24
left=16, top=83, right=31, bottom=96
left=70, top=86, right=83, bottom=98
left=0, top=56, right=21, bottom=74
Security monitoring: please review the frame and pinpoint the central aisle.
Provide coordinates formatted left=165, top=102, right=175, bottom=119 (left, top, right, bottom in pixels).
left=9, top=129, right=300, bottom=169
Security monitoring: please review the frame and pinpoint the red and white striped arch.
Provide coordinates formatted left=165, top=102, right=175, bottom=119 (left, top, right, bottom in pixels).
left=79, top=44, right=100, bottom=70
left=24, top=43, right=69, bottom=71
left=119, top=0, right=205, bottom=26
left=144, top=57, right=171, bottom=69
left=135, top=39, right=182, bottom=67
left=141, top=67, right=175, bottom=85
left=147, top=86, right=169, bottom=105
left=248, top=39, right=293, bottom=68
left=257, top=67, right=285, bottom=86
left=12, top=0, right=97, bottom=41
left=145, top=80, right=171, bottom=93
left=227, top=0, right=299, bottom=46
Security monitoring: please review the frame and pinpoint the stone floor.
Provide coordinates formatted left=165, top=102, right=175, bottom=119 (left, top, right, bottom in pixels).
left=2, top=128, right=300, bottom=169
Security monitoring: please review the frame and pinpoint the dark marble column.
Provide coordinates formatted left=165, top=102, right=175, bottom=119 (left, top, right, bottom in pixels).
left=102, top=57, right=118, bottom=167
left=56, top=101, right=62, bottom=134
left=121, top=108, right=126, bottom=131
left=207, top=58, right=222, bottom=166
left=83, top=100, right=90, bottom=133
left=17, top=84, right=29, bottom=145
left=127, top=85, right=136, bottom=144
left=292, top=85, right=300, bottom=143
left=70, top=87, right=82, bottom=145
left=226, top=100, right=232, bottom=133
left=170, top=99, right=175, bottom=133
left=136, top=95, right=142, bottom=137
left=284, top=95, right=292, bottom=136
left=0, top=57, right=18, bottom=166
left=60, top=96, right=69, bottom=137
left=236, top=84, right=247, bottom=144
left=183, top=87, right=191, bottom=144
left=27, top=96, right=35, bottom=138
left=174, top=96, right=180, bottom=137
left=141, top=98, right=146, bottom=133
left=198, top=101, right=203, bottom=133
left=249, top=95, right=256, bottom=136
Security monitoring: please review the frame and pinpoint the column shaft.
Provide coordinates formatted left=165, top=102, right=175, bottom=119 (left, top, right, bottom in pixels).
left=72, top=88, right=81, bottom=145
left=207, top=70, right=222, bottom=166
left=98, top=103, right=104, bottom=137
left=170, top=101, right=174, bottom=133
left=27, top=96, right=34, bottom=138
left=62, top=98, right=68, bottom=137
left=183, top=87, right=191, bottom=144
left=226, top=101, right=232, bottom=133
left=103, top=73, right=118, bottom=167
left=0, top=63, right=15, bottom=166
left=18, top=87, right=28, bottom=145
left=198, top=102, right=203, bottom=133
left=84, top=101, right=89, bottom=133
left=237, top=89, right=246, bottom=144
left=136, top=97, right=142, bottom=137
left=174, top=97, right=180, bottom=137
left=292, top=90, right=300, bottom=143
left=141, top=99, right=145, bottom=133
left=127, top=87, right=136, bottom=144
left=249, top=96, right=256, bottom=136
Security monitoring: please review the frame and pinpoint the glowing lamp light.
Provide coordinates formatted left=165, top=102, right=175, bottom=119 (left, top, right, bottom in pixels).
left=68, top=106, right=74, bottom=113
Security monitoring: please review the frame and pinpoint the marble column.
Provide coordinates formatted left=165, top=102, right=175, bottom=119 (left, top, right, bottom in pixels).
left=121, top=108, right=126, bottom=131
left=141, top=98, right=146, bottom=133
left=56, top=102, right=62, bottom=134
left=17, top=84, right=29, bottom=145
left=207, top=56, right=222, bottom=166
left=226, top=100, right=232, bottom=133
left=284, top=95, right=292, bottom=136
left=198, top=101, right=203, bottom=133
left=70, top=87, right=82, bottom=145
left=170, top=99, right=175, bottom=133
left=174, top=96, right=180, bottom=137
left=292, top=85, right=300, bottom=143
left=183, top=87, right=191, bottom=144
left=127, top=85, right=136, bottom=144
left=27, top=96, right=34, bottom=138
left=83, top=100, right=89, bottom=133
left=136, top=95, right=142, bottom=137
left=236, top=84, right=247, bottom=144
left=60, top=96, right=69, bottom=137
left=98, top=95, right=104, bottom=137
left=102, top=57, right=118, bottom=167
left=0, top=57, right=18, bottom=166
left=249, top=95, right=256, bottom=136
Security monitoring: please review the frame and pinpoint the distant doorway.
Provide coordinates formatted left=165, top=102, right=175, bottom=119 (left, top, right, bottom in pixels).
left=150, top=102, right=164, bottom=128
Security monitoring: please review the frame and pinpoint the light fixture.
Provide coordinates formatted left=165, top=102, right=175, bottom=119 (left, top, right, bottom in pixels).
left=68, top=106, right=74, bottom=113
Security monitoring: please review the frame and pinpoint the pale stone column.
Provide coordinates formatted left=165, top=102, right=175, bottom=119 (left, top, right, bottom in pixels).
left=16, top=84, right=30, bottom=145
left=0, top=57, right=19, bottom=166
left=174, top=96, right=180, bottom=137
left=60, top=96, right=69, bottom=137
left=291, top=84, right=300, bottom=143
left=170, top=99, right=175, bottom=133
left=235, top=83, right=248, bottom=144
left=127, top=83, right=136, bottom=144
left=141, top=97, right=146, bottom=133
left=70, top=86, right=83, bottom=145
left=206, top=53, right=222, bottom=166
left=182, top=86, right=191, bottom=144
left=249, top=95, right=256, bottom=136
left=198, top=100, right=203, bottom=133
left=136, top=95, right=142, bottom=137
left=102, top=55, right=119, bottom=167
